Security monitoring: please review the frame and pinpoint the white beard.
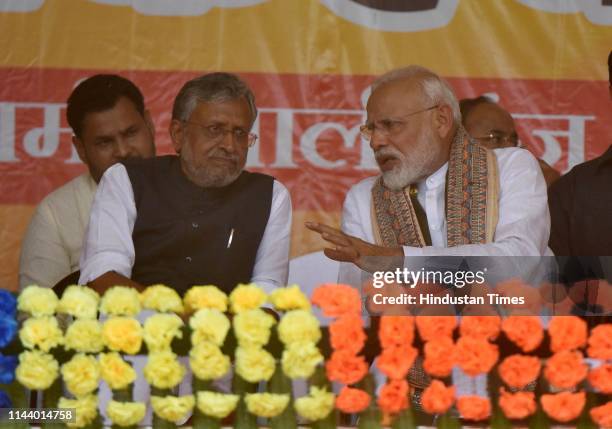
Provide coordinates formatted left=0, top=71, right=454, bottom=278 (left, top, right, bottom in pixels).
left=180, top=141, right=241, bottom=188
left=377, top=126, right=439, bottom=190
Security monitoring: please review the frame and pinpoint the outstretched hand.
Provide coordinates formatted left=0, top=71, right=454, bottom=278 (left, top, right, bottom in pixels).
left=305, top=221, right=403, bottom=272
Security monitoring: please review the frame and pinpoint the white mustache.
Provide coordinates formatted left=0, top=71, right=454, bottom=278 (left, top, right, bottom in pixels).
left=375, top=147, right=403, bottom=162
left=210, top=150, right=238, bottom=163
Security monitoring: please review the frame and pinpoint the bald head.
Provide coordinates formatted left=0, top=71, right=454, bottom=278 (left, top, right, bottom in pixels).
left=461, top=98, right=518, bottom=149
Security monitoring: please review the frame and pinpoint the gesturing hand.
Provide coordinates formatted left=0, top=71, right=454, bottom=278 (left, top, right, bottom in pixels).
left=305, top=221, right=403, bottom=272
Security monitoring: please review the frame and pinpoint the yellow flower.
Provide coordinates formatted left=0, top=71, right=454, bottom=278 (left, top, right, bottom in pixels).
left=235, top=346, right=275, bottom=383
left=64, top=319, right=104, bottom=353
left=102, top=317, right=143, bottom=355
left=57, top=285, right=100, bottom=319
left=99, top=352, right=137, bottom=390
left=140, top=285, right=184, bottom=313
left=196, top=391, right=239, bottom=419
left=143, top=313, right=184, bottom=352
left=189, top=309, right=230, bottom=347
left=184, top=285, right=228, bottom=313
left=245, top=393, right=290, bottom=418
left=294, top=386, right=335, bottom=421
left=100, top=286, right=141, bottom=317
left=270, top=285, right=311, bottom=311
left=151, top=395, right=195, bottom=423
left=282, top=341, right=323, bottom=379
left=144, top=351, right=186, bottom=389
left=189, top=342, right=230, bottom=380
left=277, top=310, right=321, bottom=345
left=19, top=316, right=63, bottom=352
left=15, top=350, right=59, bottom=390
left=61, top=353, right=100, bottom=398
left=229, top=283, right=267, bottom=313
left=106, top=400, right=146, bottom=427
left=17, top=285, right=58, bottom=317
left=233, top=309, right=276, bottom=347
left=58, top=394, right=98, bottom=428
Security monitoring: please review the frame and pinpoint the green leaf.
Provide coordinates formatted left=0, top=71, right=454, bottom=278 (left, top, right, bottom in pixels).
left=41, top=379, right=66, bottom=429
left=268, top=363, right=296, bottom=429
left=436, top=412, right=461, bottom=429
left=232, top=374, right=257, bottom=429
left=150, top=387, right=177, bottom=429
left=357, top=374, right=382, bottom=429
left=391, top=408, right=416, bottom=429
left=576, top=391, right=597, bottom=429
left=192, top=378, right=221, bottom=429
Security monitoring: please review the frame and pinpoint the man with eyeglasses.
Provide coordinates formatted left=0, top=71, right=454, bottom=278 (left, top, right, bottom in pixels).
left=307, top=66, right=551, bottom=420
left=307, top=65, right=550, bottom=273
left=460, top=95, right=560, bottom=186
left=79, top=72, right=291, bottom=295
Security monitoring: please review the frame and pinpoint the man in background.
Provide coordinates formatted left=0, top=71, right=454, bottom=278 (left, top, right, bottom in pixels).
left=546, top=51, right=612, bottom=318
left=460, top=95, right=560, bottom=186
left=19, top=74, right=156, bottom=289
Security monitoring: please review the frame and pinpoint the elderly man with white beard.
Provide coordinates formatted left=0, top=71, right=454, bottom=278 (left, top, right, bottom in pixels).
left=306, top=65, right=550, bottom=269
left=306, top=65, right=551, bottom=420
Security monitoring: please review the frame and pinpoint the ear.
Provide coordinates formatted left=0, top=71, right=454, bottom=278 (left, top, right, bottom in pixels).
left=143, top=109, right=155, bottom=137
left=169, top=119, right=185, bottom=154
left=432, top=104, right=454, bottom=139
left=72, top=135, right=88, bottom=164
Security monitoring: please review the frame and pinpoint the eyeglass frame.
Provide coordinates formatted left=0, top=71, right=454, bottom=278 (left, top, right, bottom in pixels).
left=183, top=120, right=258, bottom=147
left=472, top=131, right=520, bottom=148
left=359, top=104, right=439, bottom=141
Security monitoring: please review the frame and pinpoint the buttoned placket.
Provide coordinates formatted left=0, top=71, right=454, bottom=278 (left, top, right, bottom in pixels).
left=417, top=163, right=448, bottom=247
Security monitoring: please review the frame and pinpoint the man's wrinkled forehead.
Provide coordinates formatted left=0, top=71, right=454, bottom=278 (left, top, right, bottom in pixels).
left=367, top=78, right=425, bottom=117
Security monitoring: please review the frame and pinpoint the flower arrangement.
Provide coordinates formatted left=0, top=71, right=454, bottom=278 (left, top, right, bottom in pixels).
left=0, top=289, right=17, bottom=407
left=6, top=282, right=610, bottom=429
left=376, top=316, right=417, bottom=426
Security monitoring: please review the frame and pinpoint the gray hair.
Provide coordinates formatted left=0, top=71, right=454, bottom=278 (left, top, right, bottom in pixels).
left=172, top=72, right=257, bottom=122
left=371, top=65, right=461, bottom=124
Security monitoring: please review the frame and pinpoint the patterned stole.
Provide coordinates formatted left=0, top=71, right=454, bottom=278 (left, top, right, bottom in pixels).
left=371, top=126, right=499, bottom=248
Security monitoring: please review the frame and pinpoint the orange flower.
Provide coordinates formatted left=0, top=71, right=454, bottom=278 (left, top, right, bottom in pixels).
left=325, top=350, right=368, bottom=385
left=311, top=284, right=361, bottom=318
left=544, top=350, right=588, bottom=389
left=460, top=316, right=501, bottom=341
left=589, top=401, right=612, bottom=428
left=423, top=337, right=455, bottom=378
left=455, top=336, right=499, bottom=377
left=501, top=316, right=543, bottom=352
left=456, top=396, right=490, bottom=421
left=498, top=388, right=536, bottom=420
left=587, top=324, right=612, bottom=360
left=335, top=387, right=370, bottom=414
left=329, top=314, right=365, bottom=354
left=379, top=315, right=414, bottom=348
left=588, top=363, right=612, bottom=394
left=541, top=391, right=585, bottom=423
left=548, top=316, right=587, bottom=353
left=498, top=354, right=541, bottom=389
left=377, top=379, right=409, bottom=414
left=377, top=345, right=417, bottom=380
left=415, top=316, right=456, bottom=342
left=421, top=380, right=455, bottom=415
